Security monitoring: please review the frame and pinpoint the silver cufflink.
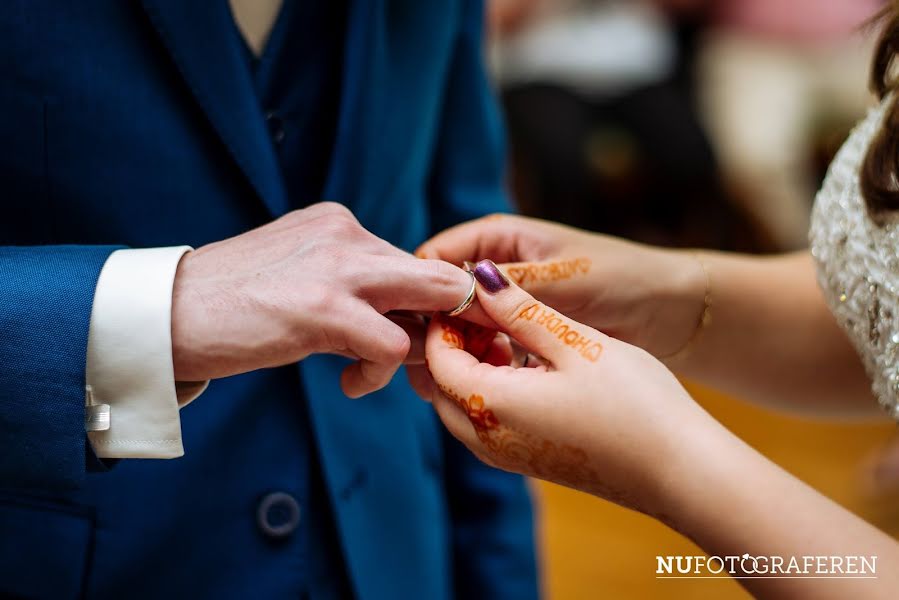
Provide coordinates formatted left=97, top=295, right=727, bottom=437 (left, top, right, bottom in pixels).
left=84, top=385, right=110, bottom=432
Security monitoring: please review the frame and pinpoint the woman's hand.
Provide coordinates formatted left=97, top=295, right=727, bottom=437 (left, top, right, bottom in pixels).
left=416, top=214, right=705, bottom=358
left=419, top=216, right=875, bottom=415
left=420, top=262, right=899, bottom=600
left=418, top=260, right=711, bottom=515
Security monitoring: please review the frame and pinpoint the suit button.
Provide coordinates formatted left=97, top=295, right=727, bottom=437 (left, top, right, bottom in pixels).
left=265, top=110, right=286, bottom=144
left=257, top=491, right=301, bottom=539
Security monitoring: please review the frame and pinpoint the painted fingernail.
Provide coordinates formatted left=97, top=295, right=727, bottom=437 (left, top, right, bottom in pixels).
left=463, top=261, right=477, bottom=273
left=472, top=259, right=510, bottom=294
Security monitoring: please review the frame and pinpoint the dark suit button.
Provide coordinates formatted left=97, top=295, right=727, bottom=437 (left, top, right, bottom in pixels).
left=257, top=491, right=301, bottom=539
left=265, top=110, right=286, bottom=144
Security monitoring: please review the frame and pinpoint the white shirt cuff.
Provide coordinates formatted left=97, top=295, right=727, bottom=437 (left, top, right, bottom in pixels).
left=85, top=247, right=207, bottom=458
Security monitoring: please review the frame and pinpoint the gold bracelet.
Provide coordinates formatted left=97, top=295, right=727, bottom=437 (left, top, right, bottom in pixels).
left=661, top=252, right=711, bottom=363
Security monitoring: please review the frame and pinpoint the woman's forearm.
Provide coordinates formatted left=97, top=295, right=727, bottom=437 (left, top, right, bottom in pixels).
left=664, top=251, right=876, bottom=417
left=655, top=410, right=899, bottom=598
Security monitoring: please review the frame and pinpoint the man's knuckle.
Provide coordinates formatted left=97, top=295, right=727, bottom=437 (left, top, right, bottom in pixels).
left=302, top=283, right=338, bottom=315
left=277, top=209, right=307, bottom=228
left=424, top=259, right=459, bottom=287
left=317, top=201, right=352, bottom=217
left=384, top=331, right=411, bottom=360
left=332, top=214, right=366, bottom=239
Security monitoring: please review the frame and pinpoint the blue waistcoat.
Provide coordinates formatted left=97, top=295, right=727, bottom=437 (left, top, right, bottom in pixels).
left=0, top=1, right=538, bottom=599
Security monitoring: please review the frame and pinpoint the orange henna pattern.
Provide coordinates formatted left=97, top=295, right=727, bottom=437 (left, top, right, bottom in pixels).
left=435, top=384, right=639, bottom=506
left=441, top=322, right=465, bottom=349
left=465, top=394, right=500, bottom=432
left=437, top=384, right=501, bottom=443
left=507, top=258, right=591, bottom=287
left=517, top=303, right=603, bottom=362
left=440, top=317, right=497, bottom=360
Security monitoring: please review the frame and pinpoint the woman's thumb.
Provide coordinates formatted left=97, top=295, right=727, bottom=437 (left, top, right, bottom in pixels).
left=470, top=260, right=604, bottom=368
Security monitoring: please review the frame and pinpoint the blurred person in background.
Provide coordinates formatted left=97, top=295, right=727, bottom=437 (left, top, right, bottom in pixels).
left=697, top=0, right=883, bottom=249
left=489, top=0, right=761, bottom=251
left=490, top=0, right=884, bottom=252
left=411, top=2, right=899, bottom=598
left=490, top=0, right=765, bottom=251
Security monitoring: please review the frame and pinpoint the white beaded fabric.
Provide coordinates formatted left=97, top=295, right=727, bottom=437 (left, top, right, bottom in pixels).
left=810, top=95, right=899, bottom=419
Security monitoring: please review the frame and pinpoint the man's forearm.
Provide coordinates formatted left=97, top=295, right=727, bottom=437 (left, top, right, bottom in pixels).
left=669, top=252, right=875, bottom=416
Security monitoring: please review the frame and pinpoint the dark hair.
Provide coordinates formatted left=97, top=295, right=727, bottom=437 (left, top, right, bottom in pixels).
left=862, top=3, right=899, bottom=222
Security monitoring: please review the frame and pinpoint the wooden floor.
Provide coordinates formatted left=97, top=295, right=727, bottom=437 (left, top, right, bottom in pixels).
left=534, top=382, right=899, bottom=599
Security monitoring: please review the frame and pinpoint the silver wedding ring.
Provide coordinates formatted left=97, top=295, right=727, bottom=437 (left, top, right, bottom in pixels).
left=446, top=269, right=477, bottom=317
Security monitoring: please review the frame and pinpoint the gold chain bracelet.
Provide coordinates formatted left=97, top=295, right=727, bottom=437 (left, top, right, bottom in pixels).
left=661, top=251, right=711, bottom=363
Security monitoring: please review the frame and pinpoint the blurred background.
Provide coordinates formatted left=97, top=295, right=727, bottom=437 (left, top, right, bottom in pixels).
left=483, top=0, right=899, bottom=597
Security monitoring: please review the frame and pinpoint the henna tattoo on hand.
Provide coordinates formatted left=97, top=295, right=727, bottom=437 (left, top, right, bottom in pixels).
left=517, top=303, right=603, bottom=362
left=441, top=321, right=465, bottom=349
left=437, top=384, right=501, bottom=434
left=507, top=258, right=591, bottom=287
left=437, top=383, right=635, bottom=504
left=440, top=317, right=498, bottom=361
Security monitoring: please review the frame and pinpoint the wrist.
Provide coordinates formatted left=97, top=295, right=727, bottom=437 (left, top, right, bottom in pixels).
left=646, top=406, right=754, bottom=534
left=645, top=249, right=709, bottom=360
left=171, top=251, right=202, bottom=381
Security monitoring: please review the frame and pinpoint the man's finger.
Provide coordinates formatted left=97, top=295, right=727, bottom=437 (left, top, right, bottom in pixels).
left=360, top=258, right=505, bottom=329
left=340, top=306, right=411, bottom=398
left=389, top=312, right=426, bottom=365
left=357, top=257, right=474, bottom=313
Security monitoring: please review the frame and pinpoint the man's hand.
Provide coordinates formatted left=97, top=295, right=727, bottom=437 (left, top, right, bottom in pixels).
left=171, top=202, right=473, bottom=398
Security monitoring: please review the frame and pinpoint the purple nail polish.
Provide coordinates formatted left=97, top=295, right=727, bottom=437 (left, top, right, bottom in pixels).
left=473, top=259, right=510, bottom=294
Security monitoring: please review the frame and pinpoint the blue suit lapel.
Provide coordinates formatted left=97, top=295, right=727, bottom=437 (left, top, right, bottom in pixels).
left=138, top=0, right=289, bottom=216
left=306, top=6, right=449, bottom=593
left=323, top=0, right=384, bottom=212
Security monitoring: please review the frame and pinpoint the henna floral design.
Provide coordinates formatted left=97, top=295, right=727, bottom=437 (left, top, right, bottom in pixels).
left=435, top=383, right=607, bottom=495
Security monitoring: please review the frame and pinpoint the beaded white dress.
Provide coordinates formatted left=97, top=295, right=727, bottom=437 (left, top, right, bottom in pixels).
left=810, top=96, right=899, bottom=419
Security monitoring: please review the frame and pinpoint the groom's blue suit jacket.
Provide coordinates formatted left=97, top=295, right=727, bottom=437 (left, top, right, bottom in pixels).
left=0, top=1, right=537, bottom=599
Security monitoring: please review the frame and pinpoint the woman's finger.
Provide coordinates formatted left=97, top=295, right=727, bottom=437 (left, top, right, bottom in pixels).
left=469, top=260, right=606, bottom=369
left=499, top=257, right=592, bottom=295
left=407, top=348, right=488, bottom=450
left=425, top=314, right=535, bottom=449
left=414, top=213, right=536, bottom=265
left=425, top=314, right=527, bottom=404
left=406, top=339, right=488, bottom=449
left=482, top=332, right=515, bottom=367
